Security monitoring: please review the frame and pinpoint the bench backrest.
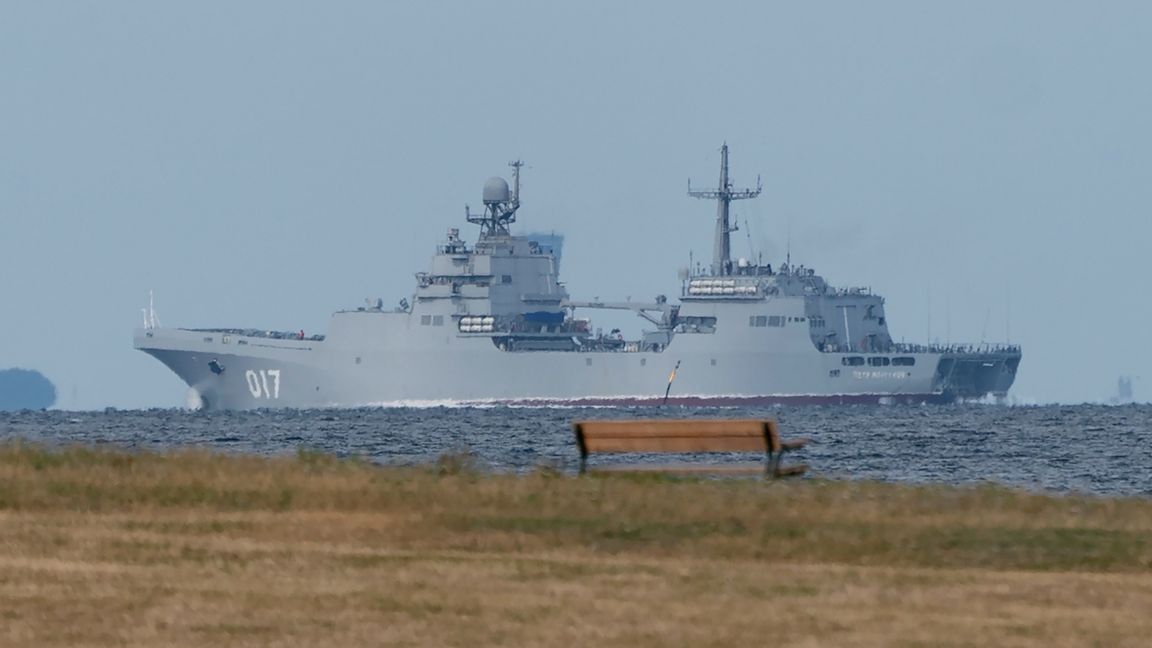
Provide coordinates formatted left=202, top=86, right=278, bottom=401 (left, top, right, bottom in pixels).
left=573, top=419, right=783, bottom=456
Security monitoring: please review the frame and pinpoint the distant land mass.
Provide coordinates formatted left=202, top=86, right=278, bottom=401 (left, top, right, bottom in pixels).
left=0, top=368, right=57, bottom=411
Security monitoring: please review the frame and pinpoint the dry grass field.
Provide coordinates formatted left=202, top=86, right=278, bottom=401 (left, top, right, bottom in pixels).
left=1, top=441, right=1151, bottom=647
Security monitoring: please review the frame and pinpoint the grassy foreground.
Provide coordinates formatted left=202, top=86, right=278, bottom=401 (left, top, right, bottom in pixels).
left=1, top=442, right=1151, bottom=647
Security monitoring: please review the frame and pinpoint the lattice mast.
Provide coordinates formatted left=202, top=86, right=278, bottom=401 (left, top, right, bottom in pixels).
left=466, top=159, right=524, bottom=238
left=688, top=144, right=761, bottom=276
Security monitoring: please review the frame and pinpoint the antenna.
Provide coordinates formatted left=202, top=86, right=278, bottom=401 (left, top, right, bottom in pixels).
left=786, top=222, right=791, bottom=268
left=509, top=159, right=523, bottom=209
left=1006, top=286, right=1012, bottom=344
left=146, top=290, right=160, bottom=329
left=688, top=144, right=762, bottom=276
left=980, top=306, right=991, bottom=345
left=743, top=217, right=755, bottom=261
left=945, top=296, right=951, bottom=346
left=926, top=287, right=931, bottom=345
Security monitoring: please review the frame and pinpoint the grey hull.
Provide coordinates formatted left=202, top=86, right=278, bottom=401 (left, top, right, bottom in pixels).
left=135, top=324, right=1019, bottom=410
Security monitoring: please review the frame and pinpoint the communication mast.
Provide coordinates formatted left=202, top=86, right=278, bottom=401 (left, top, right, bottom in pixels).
left=688, top=144, right=761, bottom=276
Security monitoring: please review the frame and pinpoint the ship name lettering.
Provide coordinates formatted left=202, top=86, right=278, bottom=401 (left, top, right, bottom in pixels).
left=852, top=370, right=910, bottom=380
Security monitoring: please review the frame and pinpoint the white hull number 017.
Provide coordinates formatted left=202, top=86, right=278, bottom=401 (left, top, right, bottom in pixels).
left=245, top=369, right=281, bottom=399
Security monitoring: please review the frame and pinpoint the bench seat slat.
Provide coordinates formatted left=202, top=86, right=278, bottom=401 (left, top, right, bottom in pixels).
left=583, top=436, right=769, bottom=454
left=576, top=419, right=767, bottom=438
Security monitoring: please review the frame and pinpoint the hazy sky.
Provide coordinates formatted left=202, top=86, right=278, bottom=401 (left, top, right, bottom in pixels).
left=2, top=1, right=1149, bottom=408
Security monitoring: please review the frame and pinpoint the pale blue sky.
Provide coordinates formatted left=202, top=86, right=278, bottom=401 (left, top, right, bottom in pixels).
left=2, top=1, right=1149, bottom=408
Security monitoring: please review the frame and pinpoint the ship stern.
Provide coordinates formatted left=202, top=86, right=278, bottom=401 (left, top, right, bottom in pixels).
left=931, top=348, right=1022, bottom=400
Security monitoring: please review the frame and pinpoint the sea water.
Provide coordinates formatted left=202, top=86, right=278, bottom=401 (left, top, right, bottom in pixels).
left=2, top=404, right=1150, bottom=497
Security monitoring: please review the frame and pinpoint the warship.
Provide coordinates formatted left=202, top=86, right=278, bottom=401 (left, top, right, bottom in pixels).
left=135, top=146, right=1021, bottom=409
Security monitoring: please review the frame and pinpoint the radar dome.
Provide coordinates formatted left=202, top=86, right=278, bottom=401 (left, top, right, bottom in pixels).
left=483, top=177, right=511, bottom=204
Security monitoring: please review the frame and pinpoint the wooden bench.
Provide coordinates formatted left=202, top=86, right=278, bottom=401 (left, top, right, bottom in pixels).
left=573, top=419, right=808, bottom=478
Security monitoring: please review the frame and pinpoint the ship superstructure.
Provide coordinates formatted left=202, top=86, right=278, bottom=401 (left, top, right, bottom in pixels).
left=135, top=147, right=1020, bottom=409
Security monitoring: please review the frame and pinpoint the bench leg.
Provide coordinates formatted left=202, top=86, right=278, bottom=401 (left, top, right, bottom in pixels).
left=767, top=450, right=807, bottom=478
left=766, top=451, right=781, bottom=478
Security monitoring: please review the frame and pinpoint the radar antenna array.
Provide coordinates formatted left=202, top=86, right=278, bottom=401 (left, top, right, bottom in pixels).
left=465, top=159, right=524, bottom=238
left=688, top=144, right=762, bottom=276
